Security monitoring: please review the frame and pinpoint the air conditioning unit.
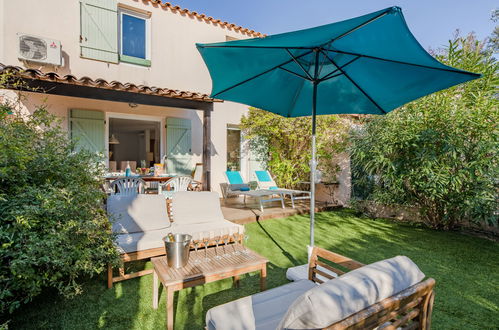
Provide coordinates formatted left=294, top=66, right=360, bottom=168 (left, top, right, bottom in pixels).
left=17, top=33, right=62, bottom=66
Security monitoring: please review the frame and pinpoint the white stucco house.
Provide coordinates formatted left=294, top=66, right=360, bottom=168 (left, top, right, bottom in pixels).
left=0, top=0, right=270, bottom=193
left=0, top=0, right=351, bottom=203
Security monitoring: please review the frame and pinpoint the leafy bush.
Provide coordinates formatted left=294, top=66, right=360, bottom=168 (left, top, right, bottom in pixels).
left=241, top=108, right=350, bottom=187
left=350, top=34, right=498, bottom=229
left=0, top=95, right=119, bottom=315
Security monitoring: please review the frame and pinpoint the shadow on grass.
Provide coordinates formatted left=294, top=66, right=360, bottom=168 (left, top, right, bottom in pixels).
left=9, top=263, right=147, bottom=330
left=8, top=209, right=499, bottom=330
left=255, top=220, right=300, bottom=266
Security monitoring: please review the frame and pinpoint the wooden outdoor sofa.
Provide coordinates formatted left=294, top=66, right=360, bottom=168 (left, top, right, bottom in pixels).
left=106, top=192, right=243, bottom=288
left=206, top=247, right=435, bottom=330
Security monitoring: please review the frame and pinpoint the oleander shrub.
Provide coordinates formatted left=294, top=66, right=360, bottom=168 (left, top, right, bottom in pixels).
left=350, top=34, right=498, bottom=229
left=0, top=96, right=119, bottom=315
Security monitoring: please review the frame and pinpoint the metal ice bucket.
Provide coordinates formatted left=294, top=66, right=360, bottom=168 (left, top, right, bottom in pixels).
left=163, top=233, right=192, bottom=268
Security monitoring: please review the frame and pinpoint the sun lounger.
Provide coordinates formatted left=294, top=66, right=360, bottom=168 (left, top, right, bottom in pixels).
left=206, top=247, right=435, bottom=330
left=254, top=170, right=311, bottom=208
left=223, top=171, right=284, bottom=212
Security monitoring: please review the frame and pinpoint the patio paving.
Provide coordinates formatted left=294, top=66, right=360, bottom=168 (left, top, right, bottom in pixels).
left=221, top=196, right=330, bottom=224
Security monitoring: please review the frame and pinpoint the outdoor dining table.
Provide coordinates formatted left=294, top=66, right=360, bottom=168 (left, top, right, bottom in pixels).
left=103, top=175, right=176, bottom=194
left=104, top=175, right=174, bottom=182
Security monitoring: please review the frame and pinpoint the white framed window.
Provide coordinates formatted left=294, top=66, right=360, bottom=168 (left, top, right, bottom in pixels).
left=118, top=8, right=151, bottom=66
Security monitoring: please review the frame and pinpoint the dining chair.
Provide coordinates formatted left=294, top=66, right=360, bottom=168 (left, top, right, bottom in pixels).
left=110, top=177, right=146, bottom=196
left=158, top=176, right=193, bottom=199
left=158, top=176, right=194, bottom=219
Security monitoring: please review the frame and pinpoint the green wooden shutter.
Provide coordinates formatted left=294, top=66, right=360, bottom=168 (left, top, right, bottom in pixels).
left=166, top=118, right=192, bottom=175
left=70, top=109, right=105, bottom=154
left=80, top=0, right=118, bottom=63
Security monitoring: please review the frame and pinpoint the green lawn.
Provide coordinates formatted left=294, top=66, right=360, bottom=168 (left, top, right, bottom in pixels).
left=10, top=209, right=499, bottom=329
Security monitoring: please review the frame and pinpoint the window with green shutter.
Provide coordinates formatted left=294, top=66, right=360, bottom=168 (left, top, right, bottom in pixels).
left=70, top=109, right=105, bottom=154
left=119, top=8, right=151, bottom=66
left=80, top=0, right=118, bottom=63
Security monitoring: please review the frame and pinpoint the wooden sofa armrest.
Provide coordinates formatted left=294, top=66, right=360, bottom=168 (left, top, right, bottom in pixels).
left=325, top=278, right=436, bottom=330
left=308, top=247, right=365, bottom=283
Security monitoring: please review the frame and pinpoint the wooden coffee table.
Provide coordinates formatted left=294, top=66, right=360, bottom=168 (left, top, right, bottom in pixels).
left=151, top=247, right=268, bottom=330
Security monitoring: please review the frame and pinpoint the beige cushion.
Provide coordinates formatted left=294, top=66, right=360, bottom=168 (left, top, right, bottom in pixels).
left=115, top=227, right=172, bottom=253
left=206, top=280, right=316, bottom=330
left=115, top=220, right=243, bottom=254
left=172, top=191, right=225, bottom=224
left=278, top=256, right=425, bottom=329
left=107, top=194, right=169, bottom=234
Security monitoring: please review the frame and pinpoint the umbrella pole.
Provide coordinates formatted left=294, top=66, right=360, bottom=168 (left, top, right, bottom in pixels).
left=309, top=79, right=318, bottom=256
left=309, top=50, right=320, bottom=258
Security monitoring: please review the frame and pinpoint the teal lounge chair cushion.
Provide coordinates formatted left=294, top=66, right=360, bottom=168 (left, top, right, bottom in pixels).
left=255, top=170, right=272, bottom=182
left=226, top=171, right=244, bottom=184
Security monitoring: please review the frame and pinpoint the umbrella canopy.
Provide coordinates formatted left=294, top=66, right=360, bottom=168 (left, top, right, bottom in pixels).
left=196, top=6, right=480, bottom=248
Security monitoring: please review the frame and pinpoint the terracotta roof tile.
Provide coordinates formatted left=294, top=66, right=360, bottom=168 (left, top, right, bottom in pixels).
left=0, top=63, right=220, bottom=103
left=136, top=0, right=264, bottom=37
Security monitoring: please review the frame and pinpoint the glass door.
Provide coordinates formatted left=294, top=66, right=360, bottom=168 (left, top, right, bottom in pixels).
left=226, top=126, right=241, bottom=171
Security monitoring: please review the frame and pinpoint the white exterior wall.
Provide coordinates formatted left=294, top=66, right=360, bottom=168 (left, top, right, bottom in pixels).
left=0, top=0, right=254, bottom=92
left=0, top=0, right=256, bottom=194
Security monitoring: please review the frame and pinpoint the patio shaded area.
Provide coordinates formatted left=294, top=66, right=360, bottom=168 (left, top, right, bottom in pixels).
left=10, top=209, right=498, bottom=330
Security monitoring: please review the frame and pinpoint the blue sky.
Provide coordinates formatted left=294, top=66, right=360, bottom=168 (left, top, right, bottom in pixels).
left=171, top=0, right=497, bottom=51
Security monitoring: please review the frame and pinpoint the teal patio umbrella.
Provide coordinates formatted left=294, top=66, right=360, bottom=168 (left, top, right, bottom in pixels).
left=196, top=6, right=480, bottom=250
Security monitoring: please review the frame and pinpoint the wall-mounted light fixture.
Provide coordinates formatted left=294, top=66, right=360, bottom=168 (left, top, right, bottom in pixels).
left=109, top=134, right=120, bottom=144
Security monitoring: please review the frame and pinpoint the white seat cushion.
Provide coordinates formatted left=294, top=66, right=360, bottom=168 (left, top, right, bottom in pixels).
left=206, top=280, right=316, bottom=330
left=172, top=192, right=225, bottom=224
left=115, top=227, right=172, bottom=253
left=107, top=194, right=169, bottom=234
left=115, top=220, right=243, bottom=254
left=278, top=256, right=425, bottom=329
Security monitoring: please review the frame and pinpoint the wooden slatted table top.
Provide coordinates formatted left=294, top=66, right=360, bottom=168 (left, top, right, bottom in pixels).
left=151, top=247, right=268, bottom=286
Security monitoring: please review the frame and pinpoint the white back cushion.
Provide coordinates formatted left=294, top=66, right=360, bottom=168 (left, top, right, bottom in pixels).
left=172, top=191, right=225, bottom=224
left=278, top=256, right=425, bottom=329
left=107, top=194, right=169, bottom=234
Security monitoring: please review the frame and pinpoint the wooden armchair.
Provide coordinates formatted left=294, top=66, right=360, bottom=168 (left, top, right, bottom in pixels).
left=206, top=247, right=436, bottom=330
left=308, top=247, right=436, bottom=330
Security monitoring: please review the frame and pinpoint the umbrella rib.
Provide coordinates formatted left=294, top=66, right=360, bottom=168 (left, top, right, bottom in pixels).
left=277, top=66, right=312, bottom=81
left=212, top=50, right=314, bottom=97
left=319, top=72, right=344, bottom=82
left=318, top=56, right=360, bottom=81
left=317, top=41, right=333, bottom=77
left=328, top=49, right=481, bottom=76
left=326, top=9, right=392, bottom=45
left=198, top=8, right=392, bottom=52
left=285, top=48, right=314, bottom=80
left=287, top=58, right=314, bottom=117
left=320, top=49, right=387, bottom=114
left=199, top=45, right=316, bottom=50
